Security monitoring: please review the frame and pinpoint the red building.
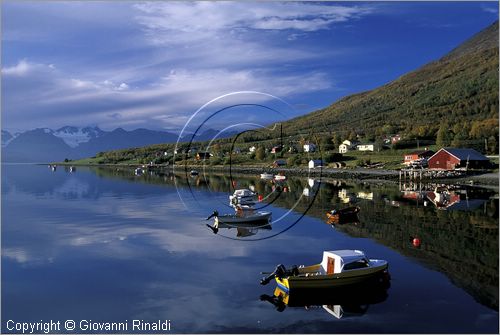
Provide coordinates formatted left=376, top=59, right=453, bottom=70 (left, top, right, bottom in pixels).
left=403, top=149, right=434, bottom=165
left=428, top=148, right=490, bottom=170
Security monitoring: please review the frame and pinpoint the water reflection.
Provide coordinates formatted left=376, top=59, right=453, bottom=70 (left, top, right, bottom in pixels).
left=2, top=165, right=498, bottom=333
left=260, top=277, right=390, bottom=319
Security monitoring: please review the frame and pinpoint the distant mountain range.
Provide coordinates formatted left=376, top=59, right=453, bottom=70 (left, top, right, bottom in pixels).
left=1, top=126, right=236, bottom=163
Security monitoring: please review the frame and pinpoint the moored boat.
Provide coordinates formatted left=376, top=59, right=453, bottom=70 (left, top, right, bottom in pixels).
left=326, top=206, right=360, bottom=224
left=190, top=170, right=199, bottom=176
left=260, top=250, right=388, bottom=292
left=208, top=210, right=272, bottom=225
left=229, top=188, right=257, bottom=206
left=260, top=173, right=274, bottom=180
left=274, top=174, right=286, bottom=181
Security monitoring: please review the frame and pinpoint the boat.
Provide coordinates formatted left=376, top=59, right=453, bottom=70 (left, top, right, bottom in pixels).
left=260, top=250, right=388, bottom=292
left=69, top=166, right=76, bottom=173
left=206, top=220, right=272, bottom=238
left=260, top=173, right=274, bottom=180
left=274, top=174, right=286, bottom=181
left=229, top=189, right=257, bottom=206
left=260, top=276, right=390, bottom=316
left=190, top=170, right=199, bottom=176
left=134, top=168, right=143, bottom=176
left=207, top=210, right=272, bottom=225
left=326, top=206, right=360, bottom=224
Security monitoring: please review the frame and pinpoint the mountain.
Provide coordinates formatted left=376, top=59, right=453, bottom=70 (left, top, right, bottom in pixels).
left=279, top=21, right=498, bottom=151
left=2, top=130, right=13, bottom=147
left=3, top=128, right=73, bottom=163
left=76, top=128, right=179, bottom=157
left=53, top=126, right=105, bottom=148
left=1, top=126, right=242, bottom=163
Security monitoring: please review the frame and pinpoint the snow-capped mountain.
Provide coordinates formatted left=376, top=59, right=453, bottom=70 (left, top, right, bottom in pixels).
left=2, top=126, right=239, bottom=162
left=52, top=126, right=105, bottom=148
left=2, top=130, right=13, bottom=147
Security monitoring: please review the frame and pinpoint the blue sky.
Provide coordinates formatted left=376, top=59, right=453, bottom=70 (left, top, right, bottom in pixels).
left=1, top=1, right=498, bottom=133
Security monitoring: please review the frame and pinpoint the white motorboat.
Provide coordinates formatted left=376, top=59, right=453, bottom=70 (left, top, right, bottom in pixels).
left=260, top=173, right=274, bottom=180
left=261, top=250, right=388, bottom=292
left=229, top=188, right=257, bottom=206
left=274, top=174, right=286, bottom=181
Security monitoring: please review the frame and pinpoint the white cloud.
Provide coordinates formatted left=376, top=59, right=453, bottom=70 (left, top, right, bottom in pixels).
left=134, top=2, right=373, bottom=45
left=2, top=59, right=50, bottom=76
left=2, top=2, right=373, bottom=130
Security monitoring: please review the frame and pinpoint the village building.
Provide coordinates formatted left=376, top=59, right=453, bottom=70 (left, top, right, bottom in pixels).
left=308, top=159, right=324, bottom=169
left=357, top=143, right=375, bottom=152
left=196, top=152, right=212, bottom=160
left=339, top=140, right=359, bottom=153
left=271, top=145, right=282, bottom=154
left=403, top=149, right=434, bottom=166
left=303, top=143, right=317, bottom=153
left=391, top=134, right=402, bottom=144
left=273, top=159, right=287, bottom=167
left=427, top=148, right=490, bottom=170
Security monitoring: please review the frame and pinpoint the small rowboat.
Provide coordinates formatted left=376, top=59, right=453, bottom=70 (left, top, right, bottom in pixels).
left=206, top=210, right=272, bottom=235
left=260, top=173, right=274, bottom=180
left=212, top=211, right=272, bottom=224
left=260, top=250, right=388, bottom=292
left=326, top=206, right=360, bottom=224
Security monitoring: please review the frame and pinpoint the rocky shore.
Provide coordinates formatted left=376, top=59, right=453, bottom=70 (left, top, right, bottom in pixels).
left=57, top=162, right=498, bottom=188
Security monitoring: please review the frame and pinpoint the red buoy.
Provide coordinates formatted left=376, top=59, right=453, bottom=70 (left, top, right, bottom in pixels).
left=412, top=238, right=421, bottom=248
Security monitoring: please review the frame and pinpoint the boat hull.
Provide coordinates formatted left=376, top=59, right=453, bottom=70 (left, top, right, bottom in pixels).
left=276, top=263, right=388, bottom=292
left=215, top=211, right=272, bottom=224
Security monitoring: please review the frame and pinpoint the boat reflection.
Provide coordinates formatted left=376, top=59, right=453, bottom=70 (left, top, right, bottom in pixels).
left=260, top=275, right=390, bottom=318
left=206, top=220, right=272, bottom=238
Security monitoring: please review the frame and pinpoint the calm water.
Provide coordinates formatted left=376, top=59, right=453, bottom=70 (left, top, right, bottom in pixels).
left=2, top=164, right=499, bottom=333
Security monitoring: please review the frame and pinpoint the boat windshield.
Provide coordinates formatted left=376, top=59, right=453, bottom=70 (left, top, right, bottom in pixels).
left=342, top=259, right=369, bottom=271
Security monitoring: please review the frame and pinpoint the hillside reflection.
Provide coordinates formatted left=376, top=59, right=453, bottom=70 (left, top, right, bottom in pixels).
left=88, top=167, right=498, bottom=310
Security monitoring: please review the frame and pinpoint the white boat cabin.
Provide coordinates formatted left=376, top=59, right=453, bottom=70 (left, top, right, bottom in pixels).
left=233, top=189, right=255, bottom=197
left=320, top=250, right=369, bottom=275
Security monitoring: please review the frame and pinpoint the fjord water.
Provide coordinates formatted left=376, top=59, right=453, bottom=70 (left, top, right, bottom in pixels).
left=2, top=164, right=498, bottom=333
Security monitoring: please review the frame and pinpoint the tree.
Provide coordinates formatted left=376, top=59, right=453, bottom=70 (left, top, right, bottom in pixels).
left=436, top=122, right=452, bottom=147
left=331, top=133, right=341, bottom=148
left=255, top=147, right=266, bottom=160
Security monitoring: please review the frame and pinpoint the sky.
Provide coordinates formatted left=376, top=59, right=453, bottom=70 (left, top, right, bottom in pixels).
left=1, top=1, right=498, bottom=133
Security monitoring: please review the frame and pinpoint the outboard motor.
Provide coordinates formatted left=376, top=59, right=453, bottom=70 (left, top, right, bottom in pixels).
left=206, top=210, right=219, bottom=220
left=260, top=264, right=299, bottom=285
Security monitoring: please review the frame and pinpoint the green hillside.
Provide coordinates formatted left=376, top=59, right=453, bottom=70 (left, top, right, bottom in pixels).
left=278, top=21, right=498, bottom=152
left=72, top=21, right=499, bottom=166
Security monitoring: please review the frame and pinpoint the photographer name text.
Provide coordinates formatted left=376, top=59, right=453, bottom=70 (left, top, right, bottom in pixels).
left=6, top=319, right=171, bottom=334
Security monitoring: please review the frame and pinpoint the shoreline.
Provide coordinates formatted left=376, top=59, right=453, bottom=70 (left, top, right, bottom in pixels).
left=49, top=162, right=499, bottom=189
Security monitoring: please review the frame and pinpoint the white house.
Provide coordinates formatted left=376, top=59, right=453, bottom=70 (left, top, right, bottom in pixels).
left=339, top=140, right=358, bottom=153
left=249, top=146, right=256, bottom=153
left=308, top=159, right=323, bottom=169
left=357, top=143, right=374, bottom=152
left=303, top=143, right=317, bottom=153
